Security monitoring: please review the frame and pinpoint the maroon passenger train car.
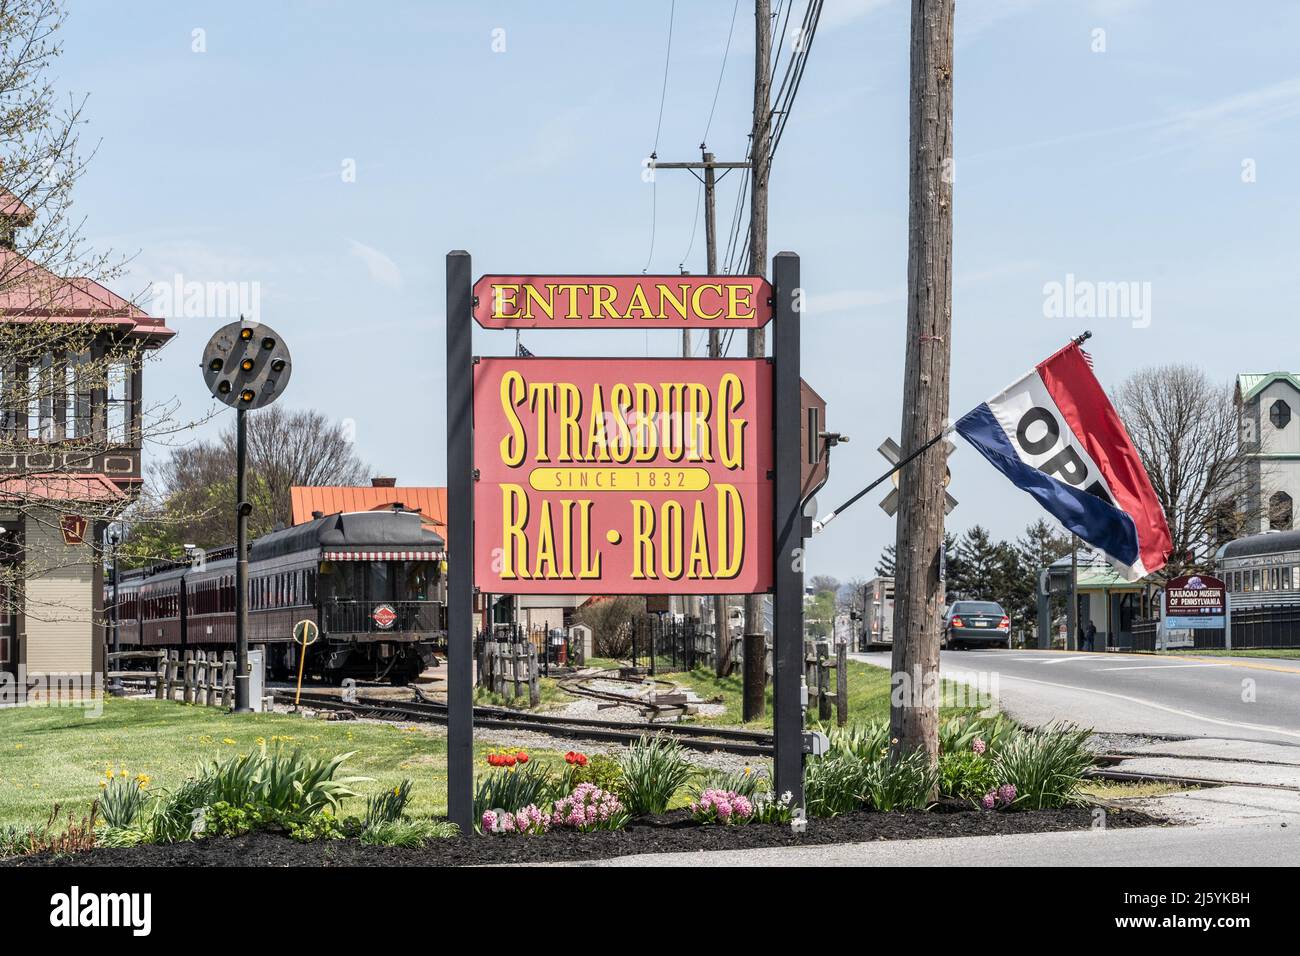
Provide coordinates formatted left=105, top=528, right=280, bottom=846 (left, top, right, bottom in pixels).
left=110, top=509, right=447, bottom=684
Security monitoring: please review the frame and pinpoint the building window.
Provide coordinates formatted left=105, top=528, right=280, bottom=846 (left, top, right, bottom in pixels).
left=1270, top=491, right=1293, bottom=531
left=1270, top=399, right=1291, bottom=429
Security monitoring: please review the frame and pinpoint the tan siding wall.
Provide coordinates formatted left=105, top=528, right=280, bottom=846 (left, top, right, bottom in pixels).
left=23, top=508, right=95, bottom=674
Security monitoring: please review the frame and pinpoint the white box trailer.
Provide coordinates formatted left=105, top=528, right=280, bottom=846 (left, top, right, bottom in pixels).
left=862, top=576, right=895, bottom=649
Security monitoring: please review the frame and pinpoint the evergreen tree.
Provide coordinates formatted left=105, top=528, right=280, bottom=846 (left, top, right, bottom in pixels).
left=952, top=526, right=1004, bottom=600
left=875, top=544, right=896, bottom=577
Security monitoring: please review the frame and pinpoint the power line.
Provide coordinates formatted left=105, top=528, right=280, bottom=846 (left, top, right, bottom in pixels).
left=703, top=0, right=742, bottom=143
left=643, top=0, right=677, bottom=273
left=681, top=0, right=743, bottom=269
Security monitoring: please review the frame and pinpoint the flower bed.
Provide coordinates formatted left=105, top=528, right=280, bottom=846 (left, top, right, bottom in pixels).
left=4, top=802, right=1166, bottom=868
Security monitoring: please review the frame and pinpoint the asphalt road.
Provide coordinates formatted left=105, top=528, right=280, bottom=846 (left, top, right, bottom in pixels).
left=581, top=815, right=1299, bottom=867
left=852, top=649, right=1300, bottom=748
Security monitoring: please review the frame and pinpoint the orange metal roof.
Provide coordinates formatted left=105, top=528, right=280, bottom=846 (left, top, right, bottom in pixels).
left=291, top=486, right=449, bottom=543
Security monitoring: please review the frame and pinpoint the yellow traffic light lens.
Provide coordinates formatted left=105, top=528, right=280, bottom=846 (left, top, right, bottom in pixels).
left=240, top=389, right=256, bottom=403
left=208, top=358, right=224, bottom=372
left=261, top=336, right=276, bottom=350
left=240, top=358, right=255, bottom=371
left=240, top=328, right=254, bottom=340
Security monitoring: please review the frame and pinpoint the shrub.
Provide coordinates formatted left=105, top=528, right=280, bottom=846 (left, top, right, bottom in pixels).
left=576, top=595, right=645, bottom=658
left=365, top=779, right=413, bottom=827
left=992, top=725, right=1094, bottom=809
left=617, top=735, right=694, bottom=815
left=361, top=818, right=458, bottom=846
left=860, top=749, right=938, bottom=811
left=550, top=783, right=628, bottom=831
left=689, top=766, right=768, bottom=800
left=98, top=771, right=149, bottom=829
left=482, top=803, right=550, bottom=835
left=202, top=744, right=365, bottom=817
left=689, top=789, right=753, bottom=825
left=827, top=720, right=891, bottom=763
left=473, top=762, right=554, bottom=824
left=0, top=824, right=31, bottom=857
left=751, top=789, right=796, bottom=824
left=938, top=749, right=999, bottom=800
left=804, top=753, right=866, bottom=818
left=939, top=713, right=1017, bottom=757
left=95, top=826, right=145, bottom=848
left=563, top=752, right=625, bottom=799
left=286, top=809, right=347, bottom=843
left=148, top=778, right=214, bottom=843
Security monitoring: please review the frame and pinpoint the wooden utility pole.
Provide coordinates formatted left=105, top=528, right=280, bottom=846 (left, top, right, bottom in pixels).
left=890, top=0, right=954, bottom=771
left=654, top=148, right=749, bottom=675
left=743, top=0, right=773, bottom=720
left=704, top=149, right=731, bottom=677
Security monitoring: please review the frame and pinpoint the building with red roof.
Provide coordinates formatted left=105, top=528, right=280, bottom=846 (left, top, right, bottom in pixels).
left=0, top=189, right=174, bottom=690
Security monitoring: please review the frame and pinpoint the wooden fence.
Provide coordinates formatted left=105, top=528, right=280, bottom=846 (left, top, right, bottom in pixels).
left=804, top=639, right=849, bottom=727
left=475, top=640, right=541, bottom=706
left=107, top=649, right=236, bottom=708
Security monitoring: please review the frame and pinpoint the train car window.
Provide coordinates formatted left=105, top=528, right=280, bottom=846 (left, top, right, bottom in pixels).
left=369, top=561, right=391, bottom=601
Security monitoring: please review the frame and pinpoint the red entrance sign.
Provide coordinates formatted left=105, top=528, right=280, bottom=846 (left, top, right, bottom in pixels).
left=472, top=275, right=772, bottom=329
left=473, top=358, right=774, bottom=594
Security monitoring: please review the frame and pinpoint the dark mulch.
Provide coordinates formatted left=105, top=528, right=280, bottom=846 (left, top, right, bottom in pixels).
left=4, top=801, right=1167, bottom=867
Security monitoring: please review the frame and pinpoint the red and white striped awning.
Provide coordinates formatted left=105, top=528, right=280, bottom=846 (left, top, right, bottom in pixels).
left=322, top=550, right=446, bottom=561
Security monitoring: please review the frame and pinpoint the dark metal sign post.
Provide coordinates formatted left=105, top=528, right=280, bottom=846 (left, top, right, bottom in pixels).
left=445, top=252, right=475, bottom=832
left=771, top=251, right=804, bottom=805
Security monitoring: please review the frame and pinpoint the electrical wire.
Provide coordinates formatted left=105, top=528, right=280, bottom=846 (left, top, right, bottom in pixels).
left=643, top=0, right=677, bottom=273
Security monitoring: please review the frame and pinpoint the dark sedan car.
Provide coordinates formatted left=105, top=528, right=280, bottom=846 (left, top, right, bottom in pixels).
left=942, top=601, right=1011, bottom=649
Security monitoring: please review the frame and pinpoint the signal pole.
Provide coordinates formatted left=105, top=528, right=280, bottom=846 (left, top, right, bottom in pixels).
left=743, top=0, right=773, bottom=719
left=891, top=0, right=955, bottom=771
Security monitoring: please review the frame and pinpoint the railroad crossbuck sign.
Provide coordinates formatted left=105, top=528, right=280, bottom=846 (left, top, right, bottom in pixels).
left=473, top=358, right=774, bottom=594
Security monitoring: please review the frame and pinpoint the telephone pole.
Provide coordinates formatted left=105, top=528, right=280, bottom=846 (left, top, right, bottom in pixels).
left=891, top=0, right=955, bottom=772
left=653, top=147, right=749, bottom=673
left=743, top=0, right=773, bottom=720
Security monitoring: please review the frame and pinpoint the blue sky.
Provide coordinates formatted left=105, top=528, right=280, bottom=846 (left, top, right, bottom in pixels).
left=56, top=0, right=1300, bottom=580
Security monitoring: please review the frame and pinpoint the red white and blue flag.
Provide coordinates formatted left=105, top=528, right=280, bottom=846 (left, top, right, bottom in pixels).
left=954, top=341, right=1171, bottom=581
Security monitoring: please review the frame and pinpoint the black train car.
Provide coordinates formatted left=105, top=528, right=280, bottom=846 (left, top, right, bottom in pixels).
left=110, top=509, right=446, bottom=685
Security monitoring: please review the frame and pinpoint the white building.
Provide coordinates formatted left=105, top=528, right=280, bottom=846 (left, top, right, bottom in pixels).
left=1236, top=373, right=1300, bottom=533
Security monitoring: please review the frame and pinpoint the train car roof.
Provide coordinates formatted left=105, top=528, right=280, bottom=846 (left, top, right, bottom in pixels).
left=250, top=509, right=445, bottom=562
left=1218, top=529, right=1300, bottom=560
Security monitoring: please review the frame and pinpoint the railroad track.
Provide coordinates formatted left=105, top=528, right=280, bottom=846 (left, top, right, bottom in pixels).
left=276, top=689, right=774, bottom=757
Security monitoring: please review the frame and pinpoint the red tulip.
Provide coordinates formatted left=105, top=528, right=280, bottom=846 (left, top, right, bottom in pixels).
left=565, top=752, right=576, bottom=764
left=577, top=753, right=589, bottom=767
left=517, top=752, right=529, bottom=764
left=504, top=755, right=516, bottom=766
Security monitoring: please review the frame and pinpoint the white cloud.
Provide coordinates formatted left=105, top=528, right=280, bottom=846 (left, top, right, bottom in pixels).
left=347, top=239, right=402, bottom=289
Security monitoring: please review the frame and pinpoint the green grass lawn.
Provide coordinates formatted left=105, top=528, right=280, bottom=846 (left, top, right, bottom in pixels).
left=1167, top=648, right=1300, bottom=660
left=670, top=660, right=985, bottom=729
left=0, top=698, right=564, bottom=830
